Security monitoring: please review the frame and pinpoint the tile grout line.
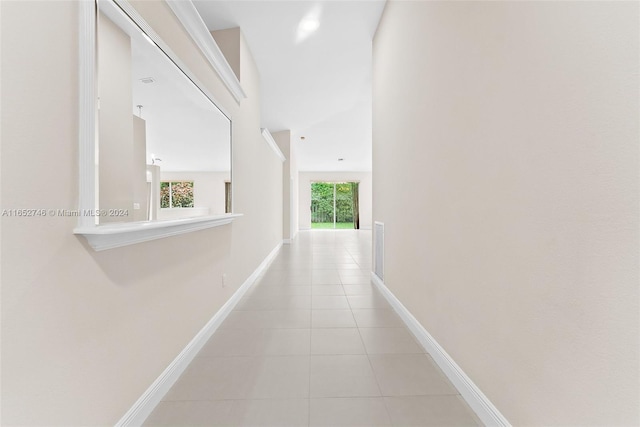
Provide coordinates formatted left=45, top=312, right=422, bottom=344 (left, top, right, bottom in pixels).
left=352, top=275, right=395, bottom=426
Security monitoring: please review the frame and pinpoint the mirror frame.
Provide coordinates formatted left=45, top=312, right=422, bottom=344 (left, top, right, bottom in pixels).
left=74, top=0, right=242, bottom=251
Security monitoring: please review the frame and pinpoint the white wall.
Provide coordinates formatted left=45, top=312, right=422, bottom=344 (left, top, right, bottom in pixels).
left=373, top=1, right=639, bottom=425
left=272, top=131, right=290, bottom=240
left=299, top=171, right=372, bottom=230
left=273, top=130, right=299, bottom=241
left=211, top=27, right=240, bottom=81
left=0, top=1, right=282, bottom=425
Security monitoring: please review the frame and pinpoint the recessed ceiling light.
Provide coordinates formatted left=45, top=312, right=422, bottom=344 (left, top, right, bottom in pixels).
left=139, top=77, right=155, bottom=84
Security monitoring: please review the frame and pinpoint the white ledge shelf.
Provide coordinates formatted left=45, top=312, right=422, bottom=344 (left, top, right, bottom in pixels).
left=74, top=213, right=243, bottom=251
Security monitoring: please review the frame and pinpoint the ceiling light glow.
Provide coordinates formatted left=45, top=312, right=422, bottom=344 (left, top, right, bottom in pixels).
left=295, top=5, right=322, bottom=44
left=300, top=19, right=319, bottom=32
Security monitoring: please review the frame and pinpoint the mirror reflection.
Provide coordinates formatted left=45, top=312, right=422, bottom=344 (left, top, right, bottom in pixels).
left=96, top=1, right=231, bottom=225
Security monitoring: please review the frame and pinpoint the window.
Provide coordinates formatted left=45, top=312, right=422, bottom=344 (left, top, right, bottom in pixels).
left=160, top=181, right=194, bottom=208
left=310, top=182, right=359, bottom=229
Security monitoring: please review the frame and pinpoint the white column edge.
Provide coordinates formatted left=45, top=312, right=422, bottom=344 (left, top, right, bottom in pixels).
left=78, top=0, right=97, bottom=228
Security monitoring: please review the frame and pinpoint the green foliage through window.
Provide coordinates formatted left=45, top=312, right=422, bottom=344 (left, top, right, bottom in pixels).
left=311, top=183, right=334, bottom=224
left=335, top=183, right=353, bottom=223
left=161, top=181, right=194, bottom=208
left=311, top=182, right=355, bottom=228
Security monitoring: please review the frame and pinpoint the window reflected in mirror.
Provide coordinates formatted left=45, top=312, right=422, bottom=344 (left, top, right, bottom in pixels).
left=160, top=181, right=194, bottom=208
left=96, top=1, right=231, bottom=225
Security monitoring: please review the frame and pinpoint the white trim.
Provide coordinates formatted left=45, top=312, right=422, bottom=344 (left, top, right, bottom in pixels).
left=116, top=241, right=283, bottom=427
left=75, top=214, right=242, bottom=251
left=370, top=273, right=511, bottom=427
left=261, top=128, right=287, bottom=162
left=165, top=0, right=246, bottom=104
left=78, top=0, right=97, bottom=228
left=283, top=239, right=291, bottom=244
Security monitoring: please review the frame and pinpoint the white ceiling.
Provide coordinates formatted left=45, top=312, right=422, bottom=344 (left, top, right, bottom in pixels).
left=193, top=0, right=386, bottom=172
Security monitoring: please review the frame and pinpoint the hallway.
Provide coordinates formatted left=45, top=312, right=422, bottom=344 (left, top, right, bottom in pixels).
left=144, top=231, right=480, bottom=426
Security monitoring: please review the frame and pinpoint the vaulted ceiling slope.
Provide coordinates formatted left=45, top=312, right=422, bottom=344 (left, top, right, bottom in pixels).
left=193, top=0, right=386, bottom=172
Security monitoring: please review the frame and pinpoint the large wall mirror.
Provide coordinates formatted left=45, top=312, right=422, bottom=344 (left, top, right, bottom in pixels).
left=75, top=0, right=239, bottom=251
left=98, top=0, right=231, bottom=224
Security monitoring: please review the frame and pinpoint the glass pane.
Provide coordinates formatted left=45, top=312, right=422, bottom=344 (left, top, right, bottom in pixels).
left=160, top=181, right=170, bottom=208
left=335, top=183, right=354, bottom=229
left=170, top=182, right=194, bottom=208
left=311, top=182, right=334, bottom=229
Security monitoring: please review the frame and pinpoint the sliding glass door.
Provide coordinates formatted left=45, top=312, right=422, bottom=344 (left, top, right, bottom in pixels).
left=311, top=182, right=358, bottom=229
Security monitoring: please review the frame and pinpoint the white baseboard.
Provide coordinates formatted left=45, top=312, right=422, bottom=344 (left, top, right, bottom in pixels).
left=283, top=238, right=291, bottom=244
left=116, top=242, right=283, bottom=427
left=370, top=273, right=510, bottom=427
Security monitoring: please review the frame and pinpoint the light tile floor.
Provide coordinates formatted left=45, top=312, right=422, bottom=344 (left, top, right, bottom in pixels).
left=145, top=230, right=481, bottom=426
